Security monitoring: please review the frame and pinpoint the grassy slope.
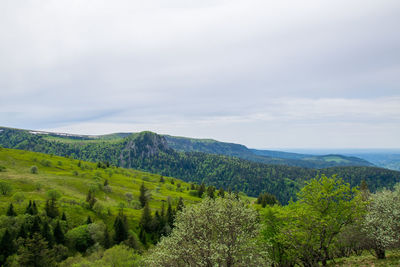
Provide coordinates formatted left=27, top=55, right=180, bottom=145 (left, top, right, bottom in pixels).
left=328, top=250, right=400, bottom=266
left=0, top=147, right=210, bottom=229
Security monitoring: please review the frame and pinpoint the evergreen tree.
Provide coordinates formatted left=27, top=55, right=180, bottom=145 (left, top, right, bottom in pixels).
left=53, top=221, right=64, bottom=245
left=103, top=227, right=111, bottom=249
left=45, top=199, right=59, bottom=218
left=139, top=182, right=147, bottom=208
left=139, top=227, right=147, bottom=245
left=41, top=221, right=54, bottom=248
left=166, top=201, right=174, bottom=228
left=218, top=187, right=225, bottom=198
left=18, top=233, right=55, bottom=267
left=140, top=202, right=152, bottom=232
left=86, top=215, right=93, bottom=224
left=18, top=224, right=27, bottom=239
left=104, top=179, right=109, bottom=186
left=206, top=186, right=215, bottom=199
left=0, top=229, right=16, bottom=266
left=32, top=201, right=38, bottom=215
left=61, top=212, right=67, bottom=221
left=30, top=216, right=41, bottom=236
left=114, top=212, right=128, bottom=244
left=6, top=203, right=17, bottom=216
left=86, top=190, right=97, bottom=209
left=198, top=183, right=206, bottom=198
left=160, top=176, right=165, bottom=183
left=25, top=200, right=33, bottom=215
left=176, top=197, right=184, bottom=212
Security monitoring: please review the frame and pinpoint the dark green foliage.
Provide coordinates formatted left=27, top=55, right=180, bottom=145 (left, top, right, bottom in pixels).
left=0, top=229, right=16, bottom=265
left=103, top=227, right=111, bottom=249
left=53, top=221, right=65, bottom=245
left=18, top=224, right=27, bottom=239
left=139, top=182, right=147, bottom=208
left=104, top=179, right=109, bottom=186
left=139, top=227, right=147, bottom=245
left=41, top=221, right=54, bottom=248
left=140, top=202, right=152, bottom=233
left=45, top=199, right=59, bottom=218
left=206, top=186, right=215, bottom=199
left=6, top=203, right=17, bottom=216
left=114, top=212, right=128, bottom=244
left=86, top=190, right=97, bottom=209
left=160, top=176, right=165, bottom=183
left=86, top=215, right=92, bottom=224
left=1, top=128, right=399, bottom=204
left=61, top=212, right=67, bottom=221
left=218, top=187, right=225, bottom=198
left=0, top=181, right=12, bottom=195
left=18, top=233, right=55, bottom=267
left=31, top=216, right=42, bottom=236
left=166, top=201, right=174, bottom=228
left=176, top=197, right=184, bottom=212
left=198, top=183, right=206, bottom=198
left=257, top=192, right=279, bottom=207
left=26, top=200, right=38, bottom=215
left=30, top=165, right=38, bottom=174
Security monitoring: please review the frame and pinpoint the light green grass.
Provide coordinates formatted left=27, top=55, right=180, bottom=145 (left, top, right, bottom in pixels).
left=0, top=147, right=205, bottom=229
left=328, top=250, right=400, bottom=266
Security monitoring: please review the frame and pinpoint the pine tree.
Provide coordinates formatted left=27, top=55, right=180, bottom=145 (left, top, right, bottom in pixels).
left=86, top=216, right=93, bottom=224
left=139, top=182, right=147, bottom=208
left=6, top=203, right=17, bottom=216
left=103, top=227, right=111, bottom=249
left=114, top=212, right=128, bottom=244
left=18, top=224, right=27, bottom=239
left=198, top=183, right=206, bottom=198
left=166, top=201, right=174, bottom=228
left=140, top=202, right=152, bottom=232
left=218, top=187, right=225, bottom=198
left=25, top=200, right=33, bottom=215
left=18, top=233, right=55, bottom=267
left=30, top=216, right=41, bottom=236
left=86, top=190, right=97, bottom=209
left=206, top=186, right=215, bottom=199
left=53, top=221, right=65, bottom=245
left=0, top=229, right=16, bottom=266
left=32, top=200, right=38, bottom=215
left=139, top=227, right=147, bottom=245
left=176, top=197, right=184, bottom=212
left=45, top=199, right=59, bottom=218
left=61, top=212, right=67, bottom=221
left=104, top=179, right=109, bottom=186
left=41, top=221, right=54, bottom=248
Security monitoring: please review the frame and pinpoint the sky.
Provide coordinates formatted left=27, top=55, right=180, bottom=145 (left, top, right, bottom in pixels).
left=1, top=0, right=399, bottom=149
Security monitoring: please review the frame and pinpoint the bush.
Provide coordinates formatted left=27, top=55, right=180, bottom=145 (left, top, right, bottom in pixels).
left=0, top=181, right=12, bottom=195
left=30, top=166, right=38, bottom=174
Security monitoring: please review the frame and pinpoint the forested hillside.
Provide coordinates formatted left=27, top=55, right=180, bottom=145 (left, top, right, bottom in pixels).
left=1, top=127, right=399, bottom=204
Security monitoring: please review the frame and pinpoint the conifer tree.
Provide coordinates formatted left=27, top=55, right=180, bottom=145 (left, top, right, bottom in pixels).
left=18, top=233, right=55, bottom=267
left=25, top=200, right=33, bottom=215
left=45, top=199, right=59, bottom=218
left=103, top=227, right=111, bottom=249
left=86, top=190, right=97, bottom=209
left=206, top=186, right=215, bottom=199
left=30, top=216, right=42, bottom=236
left=166, top=201, right=175, bottom=228
left=18, top=224, right=27, bottom=239
left=86, top=216, right=93, bottom=224
left=53, top=221, right=65, bottom=245
left=61, top=212, right=67, bottom=221
left=139, top=227, right=147, bottom=245
left=218, top=187, right=225, bottom=198
left=114, top=212, right=128, bottom=244
left=140, top=202, right=152, bottom=232
left=198, top=183, right=206, bottom=198
left=139, top=182, right=148, bottom=208
left=0, top=229, right=16, bottom=266
left=32, top=200, right=38, bottom=215
left=41, top=221, right=54, bottom=248
left=6, top=203, right=17, bottom=216
left=176, top=197, right=184, bottom=212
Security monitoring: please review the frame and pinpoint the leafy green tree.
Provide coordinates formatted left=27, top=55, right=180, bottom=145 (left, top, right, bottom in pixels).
left=45, top=199, right=59, bottom=218
left=30, top=165, right=38, bottom=174
left=18, top=233, right=55, bottom=267
left=262, top=175, right=363, bottom=266
left=363, top=184, right=400, bottom=259
left=6, top=203, right=17, bottom=216
left=206, top=185, right=215, bottom=199
left=218, top=187, right=225, bottom=198
left=176, top=197, right=184, bottom=212
left=86, top=190, right=97, bottom=209
left=144, top=194, right=268, bottom=266
left=0, top=181, right=12, bottom=195
left=197, top=183, right=206, bottom=198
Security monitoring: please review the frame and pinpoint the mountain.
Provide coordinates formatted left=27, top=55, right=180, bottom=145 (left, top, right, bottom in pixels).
left=164, top=135, right=373, bottom=168
left=0, top=126, right=398, bottom=204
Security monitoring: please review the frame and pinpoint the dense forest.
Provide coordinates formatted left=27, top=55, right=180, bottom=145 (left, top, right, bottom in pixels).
left=2, top=149, right=400, bottom=266
left=1, top=128, right=399, bottom=204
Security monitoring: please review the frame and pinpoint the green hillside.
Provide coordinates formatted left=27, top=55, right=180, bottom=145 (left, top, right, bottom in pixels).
left=0, top=147, right=205, bottom=228
left=1, top=127, right=399, bottom=204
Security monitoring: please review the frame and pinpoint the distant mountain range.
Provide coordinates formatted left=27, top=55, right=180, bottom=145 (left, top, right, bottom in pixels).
left=1, top=126, right=399, bottom=204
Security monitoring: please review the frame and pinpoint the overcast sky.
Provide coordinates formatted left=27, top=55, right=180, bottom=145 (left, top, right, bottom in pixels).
left=1, top=0, right=399, bottom=149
